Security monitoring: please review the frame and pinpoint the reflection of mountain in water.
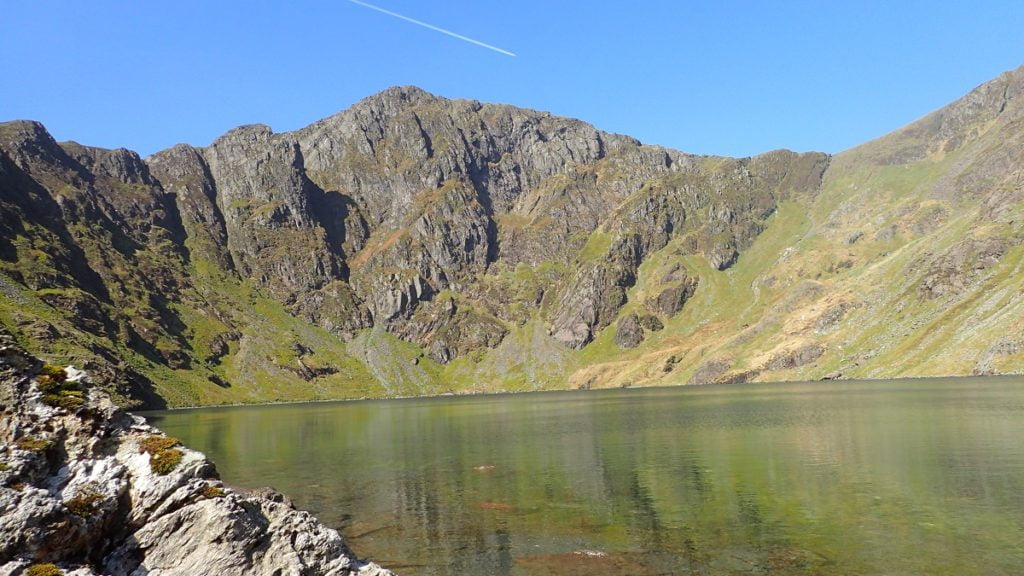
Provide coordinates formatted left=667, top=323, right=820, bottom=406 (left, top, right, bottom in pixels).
left=151, top=378, right=1024, bottom=575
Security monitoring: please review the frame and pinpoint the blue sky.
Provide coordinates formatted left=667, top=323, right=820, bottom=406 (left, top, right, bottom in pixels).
left=3, top=1, right=1023, bottom=158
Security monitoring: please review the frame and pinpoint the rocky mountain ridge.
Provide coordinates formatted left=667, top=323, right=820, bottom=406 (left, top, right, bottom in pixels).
left=1, top=66, right=1023, bottom=407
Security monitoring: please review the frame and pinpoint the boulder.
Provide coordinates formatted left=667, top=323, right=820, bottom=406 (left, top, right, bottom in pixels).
left=614, top=313, right=644, bottom=349
left=0, top=337, right=393, bottom=576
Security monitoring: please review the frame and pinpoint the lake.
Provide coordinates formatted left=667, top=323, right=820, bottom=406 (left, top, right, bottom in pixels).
left=145, top=377, right=1024, bottom=575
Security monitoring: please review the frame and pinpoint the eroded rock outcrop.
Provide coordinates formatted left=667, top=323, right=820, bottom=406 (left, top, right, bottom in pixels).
left=613, top=313, right=644, bottom=349
left=0, top=335, right=393, bottom=576
left=917, top=236, right=1011, bottom=299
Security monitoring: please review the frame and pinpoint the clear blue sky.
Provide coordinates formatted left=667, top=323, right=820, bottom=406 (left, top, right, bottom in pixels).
left=3, top=1, right=1023, bottom=158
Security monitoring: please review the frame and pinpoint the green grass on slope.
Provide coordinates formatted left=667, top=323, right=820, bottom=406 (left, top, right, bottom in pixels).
left=862, top=242, right=1024, bottom=378
left=347, top=327, right=445, bottom=397
left=442, top=316, right=572, bottom=394
left=798, top=138, right=1024, bottom=379
left=0, top=241, right=410, bottom=407
left=0, top=271, right=214, bottom=407
left=172, top=261, right=390, bottom=406
left=563, top=126, right=1024, bottom=388
left=569, top=201, right=815, bottom=387
left=737, top=138, right=1021, bottom=381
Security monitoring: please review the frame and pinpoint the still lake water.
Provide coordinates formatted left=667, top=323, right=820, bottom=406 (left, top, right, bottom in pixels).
left=146, top=378, right=1024, bottom=575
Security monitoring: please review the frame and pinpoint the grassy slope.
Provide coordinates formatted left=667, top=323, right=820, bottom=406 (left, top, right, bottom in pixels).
left=0, top=255, right=393, bottom=407
left=558, top=96, right=1024, bottom=389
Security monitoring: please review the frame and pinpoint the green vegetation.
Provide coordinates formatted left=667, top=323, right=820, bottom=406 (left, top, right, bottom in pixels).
left=139, top=435, right=184, bottom=475
left=36, top=364, right=86, bottom=411
left=149, top=448, right=183, bottom=475
left=64, top=485, right=103, bottom=517
left=36, top=363, right=66, bottom=386
left=201, top=484, right=226, bottom=499
left=25, top=564, right=63, bottom=576
left=139, top=435, right=180, bottom=454
left=15, top=436, right=51, bottom=452
left=578, top=230, right=613, bottom=262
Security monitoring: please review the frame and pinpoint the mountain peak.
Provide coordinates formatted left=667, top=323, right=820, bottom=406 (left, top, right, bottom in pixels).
left=353, top=85, right=440, bottom=114
left=212, top=124, right=276, bottom=147
left=0, top=120, right=59, bottom=153
left=842, top=64, right=1024, bottom=166
left=0, top=120, right=76, bottom=174
left=375, top=85, right=435, bottom=100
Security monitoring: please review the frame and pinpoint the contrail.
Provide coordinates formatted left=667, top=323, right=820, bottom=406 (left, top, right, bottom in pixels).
left=348, top=0, right=516, bottom=57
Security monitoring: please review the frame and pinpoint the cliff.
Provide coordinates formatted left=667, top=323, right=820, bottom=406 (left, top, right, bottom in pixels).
left=1, top=66, right=1023, bottom=407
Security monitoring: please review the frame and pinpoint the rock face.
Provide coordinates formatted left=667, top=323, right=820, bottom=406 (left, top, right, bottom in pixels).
left=613, top=313, right=645, bottom=349
left=645, top=275, right=698, bottom=318
left=3, top=65, right=1024, bottom=404
left=917, top=237, right=1010, bottom=299
left=766, top=344, right=825, bottom=371
left=0, top=86, right=828, bottom=405
left=0, top=334, right=393, bottom=576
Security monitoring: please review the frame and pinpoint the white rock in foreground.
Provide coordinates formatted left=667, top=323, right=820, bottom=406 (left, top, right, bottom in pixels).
left=0, top=338, right=395, bottom=576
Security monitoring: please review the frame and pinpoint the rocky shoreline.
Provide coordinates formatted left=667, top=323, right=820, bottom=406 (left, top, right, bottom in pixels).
left=0, top=336, right=394, bottom=576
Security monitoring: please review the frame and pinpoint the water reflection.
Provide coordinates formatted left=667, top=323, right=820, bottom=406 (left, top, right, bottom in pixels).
left=147, top=377, right=1024, bottom=575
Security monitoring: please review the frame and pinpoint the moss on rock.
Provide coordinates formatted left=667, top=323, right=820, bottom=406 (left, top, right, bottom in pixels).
left=140, top=435, right=184, bottom=475
left=25, top=564, right=63, bottom=576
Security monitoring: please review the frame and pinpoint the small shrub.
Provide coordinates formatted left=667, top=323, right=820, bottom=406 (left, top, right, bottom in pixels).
left=42, top=393, right=85, bottom=411
left=26, top=564, right=63, bottom=576
left=150, top=448, right=183, bottom=475
left=140, top=435, right=183, bottom=475
left=35, top=365, right=68, bottom=393
left=139, top=435, right=180, bottom=454
left=201, top=484, right=225, bottom=499
left=64, top=486, right=103, bottom=517
left=0, top=462, right=8, bottom=471
left=38, top=364, right=66, bottom=378
left=36, top=375, right=62, bottom=393
left=36, top=365, right=87, bottom=411
left=15, top=436, right=51, bottom=452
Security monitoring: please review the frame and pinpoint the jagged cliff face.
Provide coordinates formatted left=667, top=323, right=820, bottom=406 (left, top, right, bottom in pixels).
left=1, top=67, right=1023, bottom=407
left=147, top=87, right=826, bottom=349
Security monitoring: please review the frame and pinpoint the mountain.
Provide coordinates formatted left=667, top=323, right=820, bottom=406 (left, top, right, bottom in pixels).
left=1, top=67, right=1022, bottom=408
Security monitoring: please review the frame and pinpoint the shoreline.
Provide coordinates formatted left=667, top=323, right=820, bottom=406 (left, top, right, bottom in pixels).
left=140, top=370, right=1024, bottom=413
left=0, top=338, right=395, bottom=575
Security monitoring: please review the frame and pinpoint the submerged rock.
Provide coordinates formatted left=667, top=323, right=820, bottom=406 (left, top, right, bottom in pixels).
left=0, top=336, right=394, bottom=576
